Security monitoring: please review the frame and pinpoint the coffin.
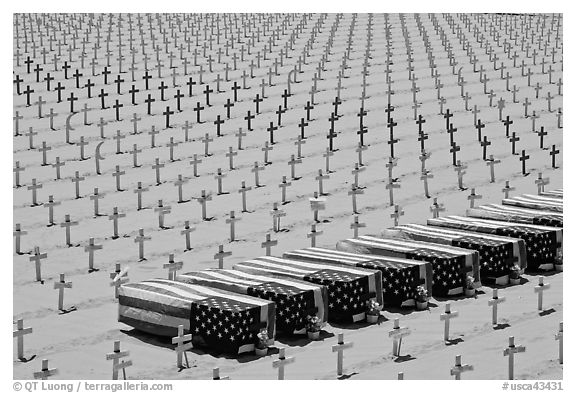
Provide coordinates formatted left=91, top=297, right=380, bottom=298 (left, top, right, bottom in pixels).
left=118, top=279, right=275, bottom=354
left=233, top=256, right=383, bottom=323
left=336, top=235, right=480, bottom=297
left=502, top=194, right=563, bottom=213
left=283, top=247, right=433, bottom=307
left=539, top=189, right=562, bottom=198
left=428, top=216, right=562, bottom=271
left=467, top=204, right=562, bottom=228
left=386, top=224, right=527, bottom=285
left=176, top=269, right=327, bottom=334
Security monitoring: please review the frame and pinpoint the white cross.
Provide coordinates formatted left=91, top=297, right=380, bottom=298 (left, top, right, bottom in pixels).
left=272, top=347, right=294, bottom=380
left=503, top=336, right=525, bottom=380
left=212, top=367, right=229, bottom=380
left=331, top=332, right=353, bottom=376
left=172, top=325, right=192, bottom=368
left=388, top=318, right=411, bottom=356
left=214, top=245, right=232, bottom=269
left=261, top=233, right=278, bottom=256
left=106, top=341, right=131, bottom=380
left=488, top=288, right=506, bottom=326
left=163, top=254, right=183, bottom=280
left=450, top=355, right=473, bottom=380
left=110, top=265, right=129, bottom=299
left=13, top=318, right=33, bottom=360
left=33, top=359, right=58, bottom=380
left=534, top=276, right=550, bottom=311
left=54, top=273, right=73, bottom=312
left=440, top=302, right=459, bottom=343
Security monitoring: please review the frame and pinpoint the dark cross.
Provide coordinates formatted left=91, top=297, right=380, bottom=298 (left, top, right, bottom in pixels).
left=224, top=98, right=234, bottom=118
left=416, top=115, right=426, bottom=133
left=204, top=84, right=213, bottom=106
left=193, top=101, right=205, bottom=123
left=231, top=82, right=241, bottom=102
left=153, top=158, right=165, bottom=185
left=144, top=94, right=155, bottom=115
left=267, top=122, right=278, bottom=144
left=85, top=79, right=95, bottom=98
left=535, top=126, right=548, bottom=150
left=282, top=89, right=291, bottom=110
left=67, top=92, right=78, bottom=113
left=114, top=74, right=124, bottom=94
left=299, top=118, right=309, bottom=139
left=113, top=100, right=123, bottom=121
left=142, top=71, right=152, bottom=90
left=447, top=123, right=458, bottom=146
left=520, top=150, right=530, bottom=176
left=163, top=106, right=174, bottom=128
left=550, top=145, right=560, bottom=168
left=418, top=131, right=428, bottom=151
left=276, top=106, right=286, bottom=127
left=129, top=85, right=139, bottom=105
left=444, top=109, right=453, bottom=130
left=253, top=94, right=263, bottom=114
left=304, top=101, right=314, bottom=121
left=481, top=136, right=491, bottom=160
left=509, top=132, right=520, bottom=155
left=384, top=104, right=394, bottom=123
left=98, top=89, right=108, bottom=109
left=387, top=118, right=398, bottom=157
left=55, top=83, right=64, bottom=103
left=214, top=115, right=225, bottom=137
left=13, top=74, right=23, bottom=94
left=102, top=66, right=111, bottom=84
left=474, top=119, right=485, bottom=142
left=450, top=143, right=460, bottom=166
left=158, top=81, right=168, bottom=101
left=245, top=110, right=255, bottom=131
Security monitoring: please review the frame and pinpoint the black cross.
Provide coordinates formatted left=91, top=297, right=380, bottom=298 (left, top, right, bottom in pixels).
left=224, top=98, right=234, bottom=118
left=550, top=144, right=559, bottom=168
left=55, top=82, right=65, bottom=103
left=418, top=131, right=428, bottom=151
left=231, top=82, right=241, bottom=102
left=62, top=61, right=71, bottom=79
left=245, top=110, right=255, bottom=131
left=520, top=149, right=530, bottom=175
left=447, top=123, right=458, bottom=146
left=186, top=77, right=196, bottom=97
left=358, top=107, right=367, bottom=129
left=99, top=89, right=108, bottom=109
left=450, top=142, right=460, bottom=166
left=304, top=101, right=314, bottom=121
left=129, top=85, right=139, bottom=105
left=174, top=90, right=184, bottom=112
left=67, top=92, right=78, bottom=113
left=282, top=89, right=291, bottom=110
left=214, top=115, right=225, bottom=137
left=25, top=56, right=34, bottom=74
left=158, top=81, right=168, bottom=101
left=113, top=99, right=123, bottom=121
left=276, top=106, right=286, bottom=127
left=73, top=69, right=83, bottom=88
left=416, top=114, right=426, bottom=133
left=143, top=71, right=152, bottom=90
left=113, top=74, right=124, bottom=95
left=85, top=79, right=95, bottom=98
left=163, top=106, right=174, bottom=128
left=388, top=120, right=399, bottom=158
left=328, top=112, right=338, bottom=135
left=481, top=136, right=491, bottom=160
left=503, top=116, right=513, bottom=137
left=204, top=84, right=213, bottom=106
left=444, top=108, right=453, bottom=130
left=23, top=85, right=34, bottom=106
left=268, top=122, right=278, bottom=144
left=332, top=96, right=342, bottom=117
left=13, top=74, right=23, bottom=95
left=537, top=126, right=548, bottom=149
left=509, top=132, right=519, bottom=155
left=253, top=94, right=263, bottom=114
left=194, top=101, right=205, bottom=123
left=35, top=64, right=44, bottom=83
left=384, top=104, right=394, bottom=123
left=102, top=66, right=111, bottom=84
left=327, top=129, right=338, bottom=151
left=44, top=73, right=54, bottom=91
left=145, top=94, right=155, bottom=115
left=475, top=119, right=485, bottom=142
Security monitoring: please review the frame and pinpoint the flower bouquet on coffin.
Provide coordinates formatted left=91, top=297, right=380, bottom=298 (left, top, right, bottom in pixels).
left=306, top=315, right=325, bottom=340
left=464, top=276, right=476, bottom=297
left=509, top=264, right=522, bottom=285
left=254, top=328, right=270, bottom=356
left=415, top=285, right=429, bottom=310
left=366, top=299, right=382, bottom=324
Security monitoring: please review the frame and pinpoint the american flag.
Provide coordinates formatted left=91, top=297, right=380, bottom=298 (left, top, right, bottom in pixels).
left=177, top=269, right=326, bottom=335
left=234, top=256, right=383, bottom=323
left=337, top=235, right=480, bottom=297
left=468, top=204, right=563, bottom=228
left=428, top=216, right=562, bottom=271
left=283, top=247, right=431, bottom=308
left=391, top=224, right=522, bottom=283
left=503, top=194, right=563, bottom=213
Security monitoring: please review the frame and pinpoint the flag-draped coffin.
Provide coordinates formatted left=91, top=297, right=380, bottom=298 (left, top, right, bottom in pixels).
left=386, top=224, right=527, bottom=285
left=467, top=204, right=563, bottom=228
left=233, top=256, right=383, bottom=323
left=282, top=247, right=433, bottom=308
left=428, top=216, right=562, bottom=271
left=336, top=235, right=480, bottom=297
left=502, top=194, right=563, bottom=213
left=118, top=279, right=275, bottom=354
left=176, top=269, right=327, bottom=334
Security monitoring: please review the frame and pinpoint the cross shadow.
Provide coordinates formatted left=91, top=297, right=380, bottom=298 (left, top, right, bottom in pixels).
left=337, top=372, right=358, bottom=380
left=539, top=308, right=556, bottom=317
left=383, top=306, right=417, bottom=315
left=203, top=217, right=215, bottom=222
left=394, top=354, right=416, bottom=363
left=493, top=323, right=511, bottom=330
left=58, top=306, right=77, bottom=315
left=445, top=337, right=464, bottom=346
left=88, top=268, right=100, bottom=273
left=17, top=355, right=36, bottom=363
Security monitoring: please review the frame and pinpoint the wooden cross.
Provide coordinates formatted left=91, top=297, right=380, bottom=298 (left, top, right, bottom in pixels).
left=488, top=288, right=506, bottom=327
left=535, top=173, right=550, bottom=195
left=272, top=347, right=295, bottom=380
left=164, top=254, right=184, bottom=280
left=13, top=319, right=33, bottom=360
left=172, top=324, right=192, bottom=368
left=152, top=158, right=165, bottom=185
left=485, top=155, right=501, bottom=183
left=154, top=200, right=172, bottom=229
left=388, top=318, right=410, bottom=356
left=214, top=168, right=227, bottom=195
left=503, top=336, right=525, bottom=380
left=288, top=155, right=302, bottom=180
left=106, top=341, right=132, bottom=380
left=252, top=161, right=264, bottom=187
left=468, top=188, right=482, bottom=208
left=349, top=185, right=364, bottom=214
left=29, top=246, right=47, bottom=282
left=226, top=210, right=241, bottom=241
left=390, top=205, right=404, bottom=226
left=110, top=263, right=129, bottom=299
left=520, top=150, right=530, bottom=176
left=307, top=224, right=323, bottom=247
left=27, top=178, right=42, bottom=206
left=550, top=145, right=560, bottom=168
left=450, top=355, right=473, bottom=380
left=502, top=181, right=515, bottom=199
left=13, top=223, right=27, bottom=254
left=213, top=367, right=229, bottom=380
left=271, top=202, right=287, bottom=232
left=421, top=170, right=433, bottom=198
left=310, top=192, right=326, bottom=223
left=440, top=302, right=459, bottom=342
left=134, top=229, right=151, bottom=261
left=84, top=237, right=102, bottom=272
left=214, top=245, right=232, bottom=269
left=534, top=276, right=550, bottom=311
left=261, top=233, right=278, bottom=256
left=33, top=359, right=58, bottom=380
left=197, top=190, right=212, bottom=220
left=332, top=333, right=353, bottom=376
left=54, top=273, right=73, bottom=312
left=555, top=322, right=563, bottom=364
left=108, top=207, right=126, bottom=239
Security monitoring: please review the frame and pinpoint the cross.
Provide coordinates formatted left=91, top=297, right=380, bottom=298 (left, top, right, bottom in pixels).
left=172, top=325, right=192, bottom=369
left=447, top=123, right=458, bottom=146
left=155, top=200, right=172, bottom=229
left=416, top=114, right=426, bottom=133
left=44, top=195, right=61, bottom=227
left=537, top=127, right=548, bottom=150
left=503, top=116, right=513, bottom=137
left=288, top=155, right=302, bottom=180
left=106, top=341, right=131, bottom=380
left=520, top=150, right=530, bottom=176
left=53, top=273, right=73, bottom=312
left=212, top=368, right=229, bottom=380
left=214, top=244, right=232, bottom=269
left=13, top=161, right=25, bottom=188
left=13, top=319, right=33, bottom=360
left=450, top=143, right=461, bottom=166
left=261, top=142, right=273, bottom=165
left=60, top=214, right=78, bottom=247
left=214, top=168, right=227, bottom=195
left=535, top=173, right=550, bottom=194
left=33, top=359, right=58, bottom=380
left=261, top=233, right=278, bottom=256
left=134, top=229, right=152, bottom=261
left=503, top=336, right=526, bottom=380
left=332, top=333, right=353, bottom=376
left=488, top=288, right=506, bottom=327
left=444, top=109, right=453, bottom=130
left=225, top=211, right=241, bottom=242
left=550, top=145, right=560, bottom=168
left=450, top=355, right=473, bottom=380
left=161, top=254, right=183, bottom=281
left=201, top=133, right=213, bottom=157
left=180, top=220, right=196, bottom=251
left=109, top=207, right=126, bottom=239
left=152, top=158, right=165, bottom=185
left=272, top=347, right=295, bottom=380
left=534, top=276, right=550, bottom=311
left=271, top=202, right=287, bottom=232
left=388, top=318, right=410, bottom=356
left=316, top=169, right=329, bottom=196
left=390, top=204, right=405, bottom=227
left=350, top=215, right=366, bottom=238
left=83, top=237, right=103, bottom=273
left=29, top=246, right=47, bottom=282
left=278, top=177, right=292, bottom=205
left=145, top=94, right=155, bottom=115
left=480, top=136, right=491, bottom=161
left=26, top=127, right=38, bottom=150
left=421, top=170, right=434, bottom=199
left=197, top=190, right=212, bottom=220
left=440, top=302, right=459, bottom=343
left=304, top=101, right=314, bottom=121
left=555, top=322, right=563, bottom=365
left=468, top=188, right=482, bottom=208
left=307, top=224, right=323, bottom=247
